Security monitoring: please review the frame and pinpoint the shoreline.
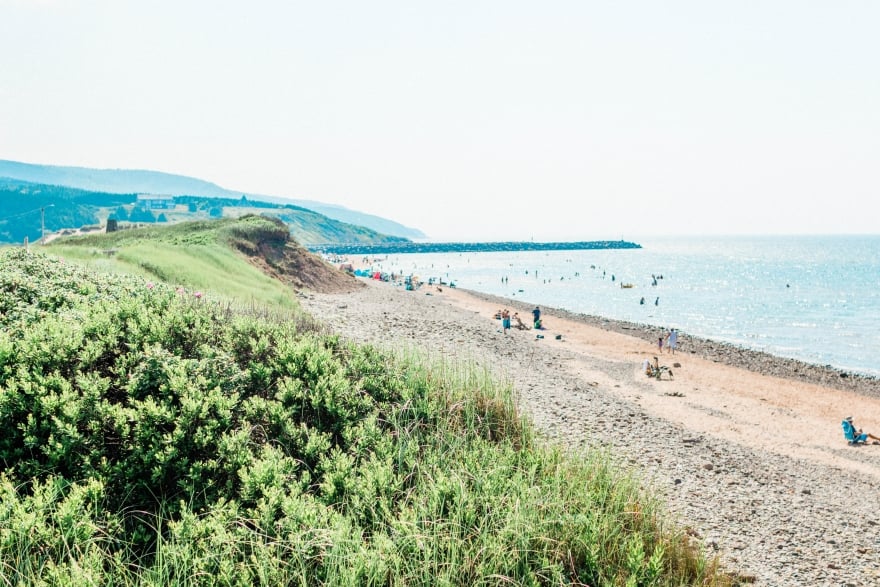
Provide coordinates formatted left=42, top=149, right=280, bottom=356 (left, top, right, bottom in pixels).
left=453, top=286, right=880, bottom=398
left=349, top=238, right=880, bottom=381
left=298, top=276, right=880, bottom=585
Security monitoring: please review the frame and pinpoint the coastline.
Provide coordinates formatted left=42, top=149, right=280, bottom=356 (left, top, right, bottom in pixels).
left=454, top=286, right=880, bottom=398
left=298, top=277, right=880, bottom=585
left=354, top=234, right=880, bottom=380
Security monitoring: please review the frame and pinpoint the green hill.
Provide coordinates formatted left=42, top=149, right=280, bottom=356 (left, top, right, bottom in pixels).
left=0, top=178, right=407, bottom=246
left=0, top=159, right=426, bottom=239
left=47, top=215, right=362, bottom=305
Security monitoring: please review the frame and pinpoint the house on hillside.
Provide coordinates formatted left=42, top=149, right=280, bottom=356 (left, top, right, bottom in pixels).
left=136, top=194, right=174, bottom=209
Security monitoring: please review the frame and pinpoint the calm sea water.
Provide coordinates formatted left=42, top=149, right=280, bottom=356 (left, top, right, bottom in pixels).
left=365, top=235, right=880, bottom=377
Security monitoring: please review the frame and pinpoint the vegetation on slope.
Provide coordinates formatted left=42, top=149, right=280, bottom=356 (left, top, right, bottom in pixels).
left=47, top=215, right=360, bottom=307
left=0, top=233, right=733, bottom=584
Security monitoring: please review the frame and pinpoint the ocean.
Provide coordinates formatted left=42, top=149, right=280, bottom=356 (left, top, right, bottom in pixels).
left=365, top=235, right=880, bottom=377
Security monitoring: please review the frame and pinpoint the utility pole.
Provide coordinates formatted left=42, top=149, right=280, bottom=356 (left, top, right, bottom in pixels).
left=39, top=204, right=53, bottom=244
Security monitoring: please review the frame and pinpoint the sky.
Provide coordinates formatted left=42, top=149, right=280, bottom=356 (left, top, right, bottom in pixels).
left=1, top=1, right=879, bottom=241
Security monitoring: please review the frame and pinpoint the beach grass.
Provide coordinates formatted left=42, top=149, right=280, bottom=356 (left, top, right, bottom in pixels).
left=52, top=240, right=298, bottom=308
left=0, top=224, right=735, bottom=585
left=46, top=215, right=301, bottom=309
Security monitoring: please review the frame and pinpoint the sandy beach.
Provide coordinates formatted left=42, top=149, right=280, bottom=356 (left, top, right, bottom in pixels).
left=297, top=276, right=880, bottom=585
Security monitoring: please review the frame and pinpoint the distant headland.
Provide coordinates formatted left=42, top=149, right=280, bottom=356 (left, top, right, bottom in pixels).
left=307, top=240, right=642, bottom=255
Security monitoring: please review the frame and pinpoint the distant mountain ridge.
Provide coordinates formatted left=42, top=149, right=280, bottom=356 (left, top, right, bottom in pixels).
left=0, top=159, right=425, bottom=239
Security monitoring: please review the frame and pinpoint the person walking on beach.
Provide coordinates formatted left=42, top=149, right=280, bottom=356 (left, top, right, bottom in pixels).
left=501, top=309, right=511, bottom=334
left=665, top=328, right=678, bottom=355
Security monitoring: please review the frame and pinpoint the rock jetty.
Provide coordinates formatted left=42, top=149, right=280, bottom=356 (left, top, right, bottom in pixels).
left=307, top=239, right=641, bottom=255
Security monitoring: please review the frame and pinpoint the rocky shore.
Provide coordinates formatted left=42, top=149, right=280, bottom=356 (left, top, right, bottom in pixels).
left=297, top=279, right=880, bottom=586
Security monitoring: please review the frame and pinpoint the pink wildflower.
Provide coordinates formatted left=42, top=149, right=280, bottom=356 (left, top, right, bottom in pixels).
left=194, top=291, right=203, bottom=299
left=146, top=282, right=154, bottom=289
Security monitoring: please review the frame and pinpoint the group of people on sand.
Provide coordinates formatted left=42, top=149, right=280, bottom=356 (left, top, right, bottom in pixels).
left=497, top=306, right=544, bottom=334
left=643, top=356, right=674, bottom=380
left=657, top=328, right=677, bottom=354
left=646, top=328, right=678, bottom=378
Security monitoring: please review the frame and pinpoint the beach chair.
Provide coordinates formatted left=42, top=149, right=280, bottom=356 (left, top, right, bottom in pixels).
left=842, top=419, right=867, bottom=445
left=654, top=365, right=674, bottom=380
left=645, top=358, right=674, bottom=380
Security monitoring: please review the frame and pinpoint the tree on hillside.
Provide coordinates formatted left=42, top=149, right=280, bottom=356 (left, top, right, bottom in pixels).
left=114, top=205, right=129, bottom=221
left=129, top=207, right=156, bottom=223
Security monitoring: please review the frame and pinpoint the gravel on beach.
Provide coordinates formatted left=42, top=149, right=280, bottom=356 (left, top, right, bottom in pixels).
left=297, top=279, right=880, bottom=586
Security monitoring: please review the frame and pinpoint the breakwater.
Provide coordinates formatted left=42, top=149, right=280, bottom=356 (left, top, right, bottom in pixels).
left=307, top=240, right=641, bottom=255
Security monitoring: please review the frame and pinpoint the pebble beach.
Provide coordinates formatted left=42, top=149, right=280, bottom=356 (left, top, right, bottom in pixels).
left=298, top=277, right=880, bottom=586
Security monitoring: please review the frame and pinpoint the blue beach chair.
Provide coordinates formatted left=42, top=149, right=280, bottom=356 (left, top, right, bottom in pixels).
left=842, top=419, right=867, bottom=445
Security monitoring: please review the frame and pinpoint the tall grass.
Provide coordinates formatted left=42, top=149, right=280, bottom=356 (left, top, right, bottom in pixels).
left=47, top=216, right=301, bottom=309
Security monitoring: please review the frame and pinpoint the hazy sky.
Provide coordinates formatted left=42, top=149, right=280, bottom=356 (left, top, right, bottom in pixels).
left=2, top=1, right=878, bottom=241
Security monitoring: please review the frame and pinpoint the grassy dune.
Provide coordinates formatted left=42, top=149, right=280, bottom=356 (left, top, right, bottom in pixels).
left=0, top=217, right=735, bottom=585
left=46, top=216, right=301, bottom=309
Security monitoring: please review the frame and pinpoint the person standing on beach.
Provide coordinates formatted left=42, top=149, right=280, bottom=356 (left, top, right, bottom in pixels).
left=532, top=306, right=541, bottom=328
left=502, top=309, right=511, bottom=334
left=665, top=328, right=678, bottom=355
left=658, top=336, right=664, bottom=354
